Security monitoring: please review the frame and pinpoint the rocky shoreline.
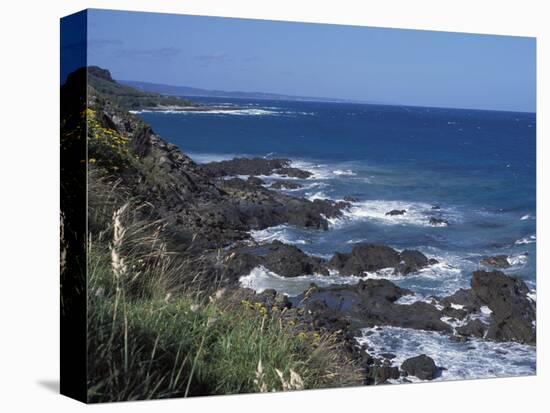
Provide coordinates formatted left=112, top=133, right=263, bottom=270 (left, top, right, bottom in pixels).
left=83, top=67, right=536, bottom=385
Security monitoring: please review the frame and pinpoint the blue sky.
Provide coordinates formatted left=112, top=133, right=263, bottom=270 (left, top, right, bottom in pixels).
left=84, top=9, right=536, bottom=112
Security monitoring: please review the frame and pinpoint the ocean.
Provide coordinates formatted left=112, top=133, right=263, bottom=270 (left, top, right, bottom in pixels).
left=136, top=97, right=536, bottom=382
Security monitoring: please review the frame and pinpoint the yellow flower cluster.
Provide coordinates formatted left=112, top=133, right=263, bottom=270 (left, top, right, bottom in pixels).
left=240, top=300, right=268, bottom=316
left=86, top=108, right=131, bottom=160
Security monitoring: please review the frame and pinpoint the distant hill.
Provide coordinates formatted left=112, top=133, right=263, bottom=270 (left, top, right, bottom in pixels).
left=88, top=67, right=197, bottom=110
left=119, top=79, right=357, bottom=103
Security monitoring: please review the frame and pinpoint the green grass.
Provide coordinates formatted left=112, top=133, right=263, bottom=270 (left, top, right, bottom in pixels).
left=86, top=195, right=361, bottom=402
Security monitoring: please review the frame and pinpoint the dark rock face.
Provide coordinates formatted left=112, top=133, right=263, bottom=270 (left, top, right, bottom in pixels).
left=401, top=355, right=438, bottom=380
left=200, top=157, right=313, bottom=179
left=471, top=270, right=535, bottom=344
left=270, top=180, right=302, bottom=190
left=328, top=244, right=432, bottom=276
left=429, top=217, right=449, bottom=226
left=385, top=209, right=406, bottom=216
left=480, top=255, right=510, bottom=268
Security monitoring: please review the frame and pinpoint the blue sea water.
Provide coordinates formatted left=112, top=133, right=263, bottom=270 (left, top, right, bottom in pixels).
left=136, top=98, right=536, bottom=380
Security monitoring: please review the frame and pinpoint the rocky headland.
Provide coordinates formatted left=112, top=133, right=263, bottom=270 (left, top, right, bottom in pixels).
left=80, top=66, right=536, bottom=386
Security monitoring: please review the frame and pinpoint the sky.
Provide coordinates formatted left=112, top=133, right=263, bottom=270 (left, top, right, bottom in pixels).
left=79, top=9, right=535, bottom=112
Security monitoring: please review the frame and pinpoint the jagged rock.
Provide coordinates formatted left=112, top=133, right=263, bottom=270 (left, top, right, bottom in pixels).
left=471, top=270, right=536, bottom=344
left=439, top=271, right=536, bottom=344
left=401, top=355, right=438, bottom=380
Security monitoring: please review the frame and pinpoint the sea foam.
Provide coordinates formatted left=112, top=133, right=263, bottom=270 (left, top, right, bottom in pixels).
left=356, top=326, right=535, bottom=382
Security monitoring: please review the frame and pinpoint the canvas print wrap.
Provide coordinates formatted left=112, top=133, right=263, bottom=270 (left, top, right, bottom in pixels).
left=60, top=9, right=536, bottom=403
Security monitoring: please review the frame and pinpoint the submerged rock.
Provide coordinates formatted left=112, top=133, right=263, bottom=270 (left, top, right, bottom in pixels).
left=429, top=217, right=449, bottom=226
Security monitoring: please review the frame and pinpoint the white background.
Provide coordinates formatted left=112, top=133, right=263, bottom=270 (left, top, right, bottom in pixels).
left=0, top=0, right=547, bottom=411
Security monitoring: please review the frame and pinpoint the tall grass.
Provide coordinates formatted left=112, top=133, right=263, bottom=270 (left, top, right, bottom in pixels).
left=86, top=173, right=361, bottom=402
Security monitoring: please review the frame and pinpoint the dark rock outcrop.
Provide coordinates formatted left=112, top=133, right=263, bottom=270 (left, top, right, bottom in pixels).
left=471, top=270, right=535, bottom=344
left=401, top=355, right=438, bottom=380
left=270, top=180, right=302, bottom=190
left=480, top=255, right=510, bottom=268
left=225, top=240, right=329, bottom=278
left=328, top=244, right=433, bottom=276
left=385, top=209, right=406, bottom=216
left=439, top=270, right=536, bottom=344
left=296, top=279, right=452, bottom=334
left=200, top=157, right=313, bottom=179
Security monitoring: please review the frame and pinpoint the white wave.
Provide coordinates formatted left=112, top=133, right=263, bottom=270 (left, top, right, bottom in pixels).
left=507, top=253, right=528, bottom=266
left=188, top=153, right=240, bottom=164
left=333, top=169, right=357, bottom=176
left=132, top=108, right=280, bottom=116
left=239, top=266, right=367, bottom=297
left=520, top=214, right=534, bottom=221
left=356, top=326, right=535, bottom=382
left=527, top=290, right=536, bottom=302
left=336, top=200, right=453, bottom=228
left=346, top=238, right=368, bottom=244
left=289, top=160, right=334, bottom=180
left=395, top=293, right=432, bottom=305
left=306, top=191, right=329, bottom=201
left=515, top=235, right=536, bottom=245
left=249, top=225, right=309, bottom=245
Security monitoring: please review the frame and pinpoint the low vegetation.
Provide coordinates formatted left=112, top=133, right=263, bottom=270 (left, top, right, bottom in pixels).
left=86, top=177, right=361, bottom=402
